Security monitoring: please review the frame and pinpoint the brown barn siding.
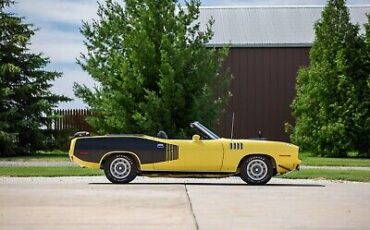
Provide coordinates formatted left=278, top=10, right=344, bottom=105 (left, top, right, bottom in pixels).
left=217, top=47, right=310, bottom=141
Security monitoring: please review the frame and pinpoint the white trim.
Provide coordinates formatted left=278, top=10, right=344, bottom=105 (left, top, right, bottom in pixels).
left=99, top=151, right=142, bottom=170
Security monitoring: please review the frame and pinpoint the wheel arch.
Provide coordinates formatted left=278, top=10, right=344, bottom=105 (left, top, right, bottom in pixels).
left=99, top=151, right=141, bottom=170
left=237, top=153, right=277, bottom=175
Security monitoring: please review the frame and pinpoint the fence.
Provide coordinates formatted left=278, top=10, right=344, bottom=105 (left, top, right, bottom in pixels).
left=50, top=109, right=92, bottom=132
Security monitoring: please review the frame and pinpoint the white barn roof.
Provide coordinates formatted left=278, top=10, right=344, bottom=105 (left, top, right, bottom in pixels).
left=199, top=6, right=370, bottom=47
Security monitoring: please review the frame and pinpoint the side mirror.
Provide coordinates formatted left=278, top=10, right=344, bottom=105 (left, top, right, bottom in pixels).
left=192, top=134, right=201, bottom=142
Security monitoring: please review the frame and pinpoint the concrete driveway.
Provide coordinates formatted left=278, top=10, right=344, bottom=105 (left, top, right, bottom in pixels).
left=0, top=176, right=369, bottom=230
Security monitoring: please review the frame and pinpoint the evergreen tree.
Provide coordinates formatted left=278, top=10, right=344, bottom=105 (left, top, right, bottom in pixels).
left=291, top=0, right=368, bottom=157
left=0, top=0, right=69, bottom=156
left=75, top=0, right=231, bottom=137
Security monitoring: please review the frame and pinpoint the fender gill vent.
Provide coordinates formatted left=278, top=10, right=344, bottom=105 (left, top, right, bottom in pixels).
left=230, top=142, right=243, bottom=150
left=165, top=144, right=179, bottom=161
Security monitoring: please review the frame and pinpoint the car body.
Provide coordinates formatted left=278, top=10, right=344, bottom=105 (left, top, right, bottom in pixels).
left=69, top=121, right=301, bottom=185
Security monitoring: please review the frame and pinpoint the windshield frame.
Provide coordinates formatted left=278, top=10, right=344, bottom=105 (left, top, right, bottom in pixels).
left=190, top=121, right=220, bottom=140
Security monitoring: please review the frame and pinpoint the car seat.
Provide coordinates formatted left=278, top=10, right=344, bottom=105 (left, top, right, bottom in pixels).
left=157, top=130, right=168, bottom=139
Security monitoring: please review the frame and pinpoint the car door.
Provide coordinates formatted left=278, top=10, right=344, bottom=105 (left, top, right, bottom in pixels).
left=153, top=138, right=224, bottom=172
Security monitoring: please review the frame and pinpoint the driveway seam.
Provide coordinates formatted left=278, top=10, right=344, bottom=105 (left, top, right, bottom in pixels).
left=185, top=184, right=199, bottom=230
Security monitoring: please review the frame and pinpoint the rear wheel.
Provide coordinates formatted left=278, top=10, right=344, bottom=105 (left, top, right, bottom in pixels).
left=104, top=154, right=137, bottom=184
left=240, top=155, right=273, bottom=185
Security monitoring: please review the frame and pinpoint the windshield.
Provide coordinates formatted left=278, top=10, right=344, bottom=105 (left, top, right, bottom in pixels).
left=190, top=121, right=220, bottom=140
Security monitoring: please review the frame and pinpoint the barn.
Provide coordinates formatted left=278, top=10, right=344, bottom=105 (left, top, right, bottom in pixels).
left=198, top=6, right=370, bottom=141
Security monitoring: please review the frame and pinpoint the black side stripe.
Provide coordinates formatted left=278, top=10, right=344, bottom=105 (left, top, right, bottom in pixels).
left=166, top=144, right=179, bottom=161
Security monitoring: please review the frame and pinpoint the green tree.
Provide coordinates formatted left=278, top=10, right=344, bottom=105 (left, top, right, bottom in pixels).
left=75, top=0, right=231, bottom=137
left=291, top=0, right=368, bottom=157
left=359, top=14, right=370, bottom=157
left=0, top=0, right=69, bottom=156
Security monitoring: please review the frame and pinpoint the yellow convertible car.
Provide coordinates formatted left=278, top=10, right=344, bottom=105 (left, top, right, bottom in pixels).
left=69, top=121, right=301, bottom=185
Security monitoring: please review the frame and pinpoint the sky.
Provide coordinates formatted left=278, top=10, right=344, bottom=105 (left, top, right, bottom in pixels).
left=7, top=0, right=370, bottom=109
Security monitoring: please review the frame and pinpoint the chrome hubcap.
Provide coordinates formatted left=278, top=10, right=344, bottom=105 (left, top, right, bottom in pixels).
left=110, top=158, right=131, bottom=179
left=246, top=159, right=268, bottom=180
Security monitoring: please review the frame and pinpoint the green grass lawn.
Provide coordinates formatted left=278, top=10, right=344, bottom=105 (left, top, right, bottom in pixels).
left=0, top=166, right=103, bottom=177
left=1, top=166, right=369, bottom=182
left=299, top=152, right=370, bottom=167
left=1, top=150, right=370, bottom=182
left=2, top=151, right=370, bottom=166
left=280, top=169, right=370, bottom=182
left=0, top=150, right=69, bottom=162
left=0, top=166, right=370, bottom=182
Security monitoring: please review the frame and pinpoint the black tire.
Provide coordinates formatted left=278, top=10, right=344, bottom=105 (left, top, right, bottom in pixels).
left=104, top=154, right=137, bottom=184
left=240, top=155, right=273, bottom=185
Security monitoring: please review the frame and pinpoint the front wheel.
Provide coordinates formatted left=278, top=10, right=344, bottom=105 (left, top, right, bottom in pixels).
left=240, top=155, right=273, bottom=185
left=104, top=154, right=137, bottom=184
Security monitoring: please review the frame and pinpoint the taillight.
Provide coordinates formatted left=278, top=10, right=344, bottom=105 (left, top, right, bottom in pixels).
left=77, top=150, right=90, bottom=155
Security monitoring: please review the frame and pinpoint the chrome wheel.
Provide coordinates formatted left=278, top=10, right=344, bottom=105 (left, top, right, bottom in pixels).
left=104, top=154, right=137, bottom=184
left=240, top=155, right=273, bottom=185
left=246, top=158, right=268, bottom=181
left=110, top=157, right=131, bottom=179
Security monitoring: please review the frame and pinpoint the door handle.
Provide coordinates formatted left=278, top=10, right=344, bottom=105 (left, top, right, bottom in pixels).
left=157, top=144, right=164, bottom=149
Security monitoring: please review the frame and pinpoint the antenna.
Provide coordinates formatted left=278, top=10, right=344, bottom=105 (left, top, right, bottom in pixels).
left=230, top=112, right=235, bottom=141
